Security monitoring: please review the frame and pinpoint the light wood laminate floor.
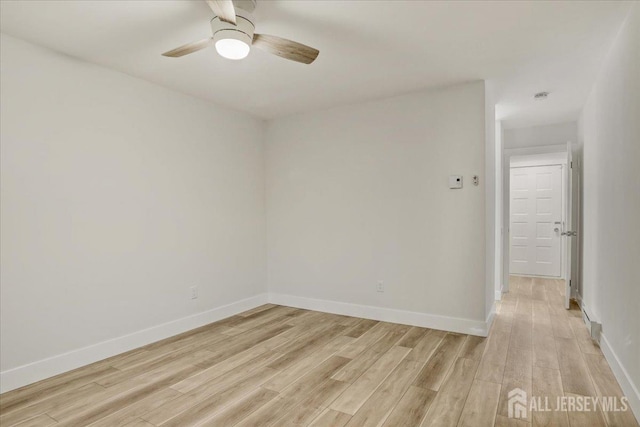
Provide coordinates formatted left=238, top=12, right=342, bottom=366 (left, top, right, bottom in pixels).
left=1, top=276, right=637, bottom=426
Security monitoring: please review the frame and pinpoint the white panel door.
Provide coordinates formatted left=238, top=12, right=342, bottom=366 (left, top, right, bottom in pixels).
left=510, top=165, right=562, bottom=277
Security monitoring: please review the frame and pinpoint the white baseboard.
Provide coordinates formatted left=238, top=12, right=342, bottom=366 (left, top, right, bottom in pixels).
left=495, top=289, right=503, bottom=300
left=0, top=293, right=268, bottom=393
left=600, top=332, right=640, bottom=422
left=268, top=293, right=491, bottom=337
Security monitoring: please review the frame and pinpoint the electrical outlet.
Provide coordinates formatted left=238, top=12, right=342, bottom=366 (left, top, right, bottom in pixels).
left=377, top=281, right=384, bottom=293
left=190, top=286, right=198, bottom=299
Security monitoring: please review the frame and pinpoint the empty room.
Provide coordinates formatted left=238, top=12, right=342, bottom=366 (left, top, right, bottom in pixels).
left=0, top=1, right=638, bottom=426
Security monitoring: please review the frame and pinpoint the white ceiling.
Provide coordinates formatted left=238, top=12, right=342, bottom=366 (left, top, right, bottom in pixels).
left=0, top=1, right=632, bottom=127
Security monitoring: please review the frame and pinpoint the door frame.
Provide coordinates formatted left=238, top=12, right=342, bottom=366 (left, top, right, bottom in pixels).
left=501, top=144, right=569, bottom=293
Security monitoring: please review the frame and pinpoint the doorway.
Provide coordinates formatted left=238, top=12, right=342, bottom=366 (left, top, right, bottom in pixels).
left=501, top=144, right=578, bottom=309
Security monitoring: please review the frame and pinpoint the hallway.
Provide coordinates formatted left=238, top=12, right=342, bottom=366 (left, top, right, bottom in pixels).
left=490, top=276, right=638, bottom=426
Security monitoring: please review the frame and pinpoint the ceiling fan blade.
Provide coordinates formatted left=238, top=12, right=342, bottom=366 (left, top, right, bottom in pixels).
left=205, top=0, right=236, bottom=25
left=252, top=34, right=319, bottom=64
left=162, top=38, right=213, bottom=57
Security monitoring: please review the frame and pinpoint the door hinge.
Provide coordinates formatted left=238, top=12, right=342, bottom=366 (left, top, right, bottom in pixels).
left=571, top=161, right=573, bottom=169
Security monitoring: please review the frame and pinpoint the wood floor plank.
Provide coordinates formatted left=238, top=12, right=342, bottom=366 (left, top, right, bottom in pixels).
left=345, top=359, right=425, bottom=426
left=0, top=365, right=119, bottom=415
left=494, top=414, right=529, bottom=426
left=413, top=333, right=466, bottom=391
left=382, top=385, right=436, bottom=427
left=96, top=349, right=214, bottom=387
left=274, top=320, right=344, bottom=354
left=532, top=327, right=560, bottom=370
left=330, top=346, right=411, bottom=415
left=229, top=305, right=297, bottom=331
left=491, top=309, right=514, bottom=333
left=142, top=352, right=280, bottom=425
left=309, top=409, right=352, bottom=427
left=336, top=323, right=397, bottom=359
left=406, top=329, right=446, bottom=362
left=237, top=304, right=278, bottom=317
left=201, top=323, right=293, bottom=367
left=11, top=413, right=58, bottom=427
left=34, top=384, right=116, bottom=425
left=475, top=325, right=510, bottom=384
left=496, top=345, right=532, bottom=421
left=51, top=363, right=201, bottom=427
left=531, top=278, right=547, bottom=301
left=263, top=335, right=354, bottom=392
left=220, top=326, right=249, bottom=336
left=139, top=319, right=235, bottom=352
left=122, top=419, right=155, bottom=427
left=515, top=295, right=532, bottom=316
left=0, top=383, right=105, bottom=427
left=149, top=367, right=278, bottom=426
left=171, top=334, right=289, bottom=393
left=284, top=310, right=324, bottom=326
left=275, top=379, right=350, bottom=426
left=133, top=332, right=231, bottom=370
left=510, top=313, right=533, bottom=352
left=396, top=327, right=429, bottom=348
left=568, top=317, right=602, bottom=355
left=583, top=353, right=640, bottom=426
left=458, top=335, right=487, bottom=361
left=344, top=319, right=379, bottom=339
left=420, top=357, right=479, bottom=427
left=456, top=379, right=501, bottom=427
left=235, top=356, right=352, bottom=427
left=555, top=337, right=596, bottom=396
left=198, top=387, right=279, bottom=427
left=550, top=312, right=574, bottom=339
left=87, top=387, right=181, bottom=427
left=332, top=326, right=410, bottom=383
left=267, top=324, right=348, bottom=371
left=110, top=349, right=172, bottom=371
left=531, top=366, right=569, bottom=427
left=532, top=299, right=551, bottom=325
left=516, top=277, right=533, bottom=297
left=564, top=392, right=607, bottom=427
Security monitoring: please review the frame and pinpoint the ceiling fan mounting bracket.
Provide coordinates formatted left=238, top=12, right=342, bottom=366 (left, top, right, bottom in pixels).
left=210, top=8, right=255, bottom=47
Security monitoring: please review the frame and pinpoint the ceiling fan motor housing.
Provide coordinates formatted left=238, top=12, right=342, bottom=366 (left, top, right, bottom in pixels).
left=210, top=8, right=255, bottom=48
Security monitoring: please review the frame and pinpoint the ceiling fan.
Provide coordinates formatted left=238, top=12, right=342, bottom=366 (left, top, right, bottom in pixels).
left=162, top=0, right=319, bottom=64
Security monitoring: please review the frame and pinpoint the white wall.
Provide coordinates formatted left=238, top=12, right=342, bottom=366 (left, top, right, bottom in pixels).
left=0, top=35, right=266, bottom=386
left=265, top=82, right=488, bottom=333
left=578, top=3, right=640, bottom=416
left=504, top=121, right=578, bottom=149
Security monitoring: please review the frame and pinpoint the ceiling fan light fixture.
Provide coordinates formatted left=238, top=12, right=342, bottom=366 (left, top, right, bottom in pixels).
left=215, top=37, right=250, bottom=60
left=210, top=8, right=254, bottom=61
